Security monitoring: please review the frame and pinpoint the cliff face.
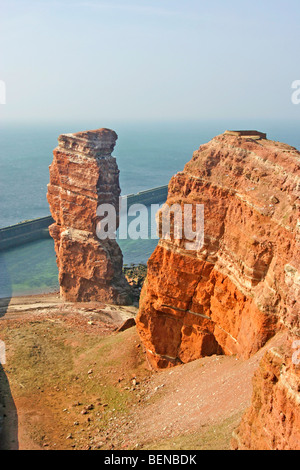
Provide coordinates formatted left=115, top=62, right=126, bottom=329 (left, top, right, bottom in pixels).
left=136, top=130, right=300, bottom=369
left=231, top=337, right=300, bottom=450
left=47, top=128, right=131, bottom=304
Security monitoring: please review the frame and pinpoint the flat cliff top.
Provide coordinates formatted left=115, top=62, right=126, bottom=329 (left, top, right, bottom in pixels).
left=57, top=128, right=118, bottom=157
left=180, top=130, right=300, bottom=227
left=185, top=130, right=300, bottom=183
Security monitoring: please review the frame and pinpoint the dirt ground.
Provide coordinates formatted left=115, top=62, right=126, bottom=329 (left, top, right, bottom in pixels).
left=0, top=293, right=285, bottom=450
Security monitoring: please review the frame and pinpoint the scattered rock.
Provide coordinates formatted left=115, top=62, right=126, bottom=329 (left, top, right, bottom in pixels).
left=117, top=318, right=136, bottom=332
left=270, top=195, right=280, bottom=204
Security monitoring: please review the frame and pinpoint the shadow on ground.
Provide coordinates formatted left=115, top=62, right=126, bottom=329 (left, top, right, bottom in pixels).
left=0, top=252, right=18, bottom=450
left=0, top=364, right=19, bottom=450
left=0, top=252, right=12, bottom=318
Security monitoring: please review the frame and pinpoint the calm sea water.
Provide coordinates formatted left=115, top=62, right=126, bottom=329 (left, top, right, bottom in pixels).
left=0, top=119, right=299, bottom=298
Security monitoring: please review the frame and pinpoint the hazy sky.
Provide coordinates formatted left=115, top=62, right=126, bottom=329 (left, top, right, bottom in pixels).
left=1, top=0, right=300, bottom=122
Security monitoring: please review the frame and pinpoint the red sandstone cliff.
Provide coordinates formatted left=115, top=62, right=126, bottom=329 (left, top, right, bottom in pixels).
left=47, top=128, right=131, bottom=304
left=137, top=130, right=299, bottom=368
left=136, top=129, right=300, bottom=448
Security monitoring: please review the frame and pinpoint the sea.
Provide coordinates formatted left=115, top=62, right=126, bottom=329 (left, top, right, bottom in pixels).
left=0, top=119, right=299, bottom=298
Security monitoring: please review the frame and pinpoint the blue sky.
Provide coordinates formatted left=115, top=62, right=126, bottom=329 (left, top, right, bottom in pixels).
left=1, top=0, right=300, bottom=122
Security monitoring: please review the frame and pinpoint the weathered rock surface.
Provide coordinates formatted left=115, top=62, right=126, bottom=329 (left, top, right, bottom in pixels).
left=47, top=128, right=131, bottom=304
left=136, top=130, right=300, bottom=369
left=232, top=334, right=300, bottom=450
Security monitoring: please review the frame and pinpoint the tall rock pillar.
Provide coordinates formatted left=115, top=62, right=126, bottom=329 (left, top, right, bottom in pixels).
left=47, top=128, right=131, bottom=304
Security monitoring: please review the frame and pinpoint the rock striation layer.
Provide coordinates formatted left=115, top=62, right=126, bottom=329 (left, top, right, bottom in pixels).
left=47, top=128, right=131, bottom=304
left=136, top=130, right=300, bottom=369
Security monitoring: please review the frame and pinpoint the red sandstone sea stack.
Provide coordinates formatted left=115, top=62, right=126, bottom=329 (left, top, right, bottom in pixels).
left=47, top=128, right=131, bottom=304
